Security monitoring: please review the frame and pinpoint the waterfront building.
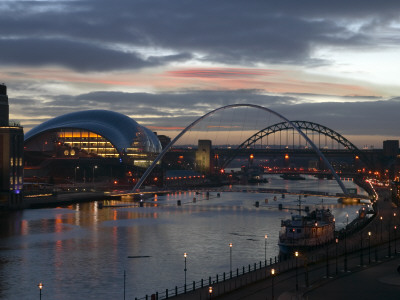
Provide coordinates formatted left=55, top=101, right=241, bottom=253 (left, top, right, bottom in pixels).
left=196, top=139, right=212, bottom=174
left=24, top=110, right=161, bottom=184
left=383, top=140, right=399, bottom=158
left=0, top=84, right=24, bottom=209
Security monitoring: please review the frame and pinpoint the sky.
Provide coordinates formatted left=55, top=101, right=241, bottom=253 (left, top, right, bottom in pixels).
left=1, top=0, right=400, bottom=148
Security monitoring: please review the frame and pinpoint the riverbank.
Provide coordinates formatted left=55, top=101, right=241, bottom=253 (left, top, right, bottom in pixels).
left=165, top=188, right=397, bottom=300
left=23, top=191, right=106, bottom=208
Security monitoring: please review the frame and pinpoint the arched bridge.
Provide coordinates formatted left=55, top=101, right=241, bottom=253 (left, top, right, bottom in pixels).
left=132, top=104, right=350, bottom=195
left=221, top=120, right=371, bottom=169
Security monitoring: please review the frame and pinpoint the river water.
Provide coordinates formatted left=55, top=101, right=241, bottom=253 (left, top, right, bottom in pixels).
left=0, top=175, right=368, bottom=299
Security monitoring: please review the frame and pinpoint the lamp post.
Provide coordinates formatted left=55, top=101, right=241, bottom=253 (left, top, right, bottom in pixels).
left=395, top=225, right=398, bottom=255
left=295, top=251, right=299, bottom=291
left=93, top=165, right=98, bottom=184
left=229, top=243, right=233, bottom=275
left=380, top=216, right=383, bottom=242
left=368, top=231, right=371, bottom=264
left=265, top=234, right=268, bottom=265
left=360, top=231, right=363, bottom=266
left=74, top=166, right=79, bottom=185
left=208, top=286, right=213, bottom=299
left=325, top=243, right=329, bottom=278
left=271, top=268, right=275, bottom=300
left=184, top=253, right=187, bottom=292
left=38, top=282, right=43, bottom=300
left=345, top=214, right=348, bottom=272
left=335, top=237, right=338, bottom=275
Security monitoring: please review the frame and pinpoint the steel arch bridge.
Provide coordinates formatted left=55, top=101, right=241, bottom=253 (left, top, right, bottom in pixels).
left=132, top=104, right=349, bottom=195
left=221, top=120, right=370, bottom=169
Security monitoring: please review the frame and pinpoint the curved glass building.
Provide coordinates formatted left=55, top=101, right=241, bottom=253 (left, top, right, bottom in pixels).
left=24, top=110, right=162, bottom=168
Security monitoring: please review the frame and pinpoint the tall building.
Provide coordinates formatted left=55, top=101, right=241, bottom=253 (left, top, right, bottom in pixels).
left=0, top=84, right=24, bottom=209
left=196, top=140, right=212, bottom=174
left=383, top=140, right=399, bottom=158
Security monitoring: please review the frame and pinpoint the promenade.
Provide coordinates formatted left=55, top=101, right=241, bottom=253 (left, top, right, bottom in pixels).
left=166, top=189, right=400, bottom=300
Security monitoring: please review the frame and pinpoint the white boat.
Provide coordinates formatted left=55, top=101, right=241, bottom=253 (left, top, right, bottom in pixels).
left=278, top=207, right=335, bottom=254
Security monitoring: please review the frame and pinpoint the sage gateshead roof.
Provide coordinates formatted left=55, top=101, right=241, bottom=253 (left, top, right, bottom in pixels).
left=24, top=110, right=162, bottom=166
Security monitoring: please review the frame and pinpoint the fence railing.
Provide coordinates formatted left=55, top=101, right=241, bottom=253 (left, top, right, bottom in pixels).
left=134, top=211, right=387, bottom=300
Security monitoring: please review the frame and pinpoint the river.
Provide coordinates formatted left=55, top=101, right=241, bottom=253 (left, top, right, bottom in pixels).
left=0, top=175, right=369, bottom=299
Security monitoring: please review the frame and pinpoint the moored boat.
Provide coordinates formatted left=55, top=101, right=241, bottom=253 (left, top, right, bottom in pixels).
left=278, top=207, right=335, bottom=254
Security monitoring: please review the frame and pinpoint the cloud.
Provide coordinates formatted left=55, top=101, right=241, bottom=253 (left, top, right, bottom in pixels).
left=2, top=0, right=400, bottom=71
left=15, top=89, right=400, bottom=142
left=168, top=68, right=278, bottom=78
left=0, top=38, right=193, bottom=72
left=2, top=0, right=400, bottom=148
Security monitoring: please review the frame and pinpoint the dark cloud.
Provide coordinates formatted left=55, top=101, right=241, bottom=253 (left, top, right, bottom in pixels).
left=1, top=0, right=399, bottom=71
left=14, top=89, right=400, bottom=140
left=0, top=39, right=192, bottom=71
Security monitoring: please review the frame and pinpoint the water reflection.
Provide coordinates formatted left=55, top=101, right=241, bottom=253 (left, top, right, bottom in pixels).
left=0, top=176, right=369, bottom=299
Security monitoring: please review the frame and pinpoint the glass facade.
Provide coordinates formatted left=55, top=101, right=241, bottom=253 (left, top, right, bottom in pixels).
left=24, top=110, right=162, bottom=168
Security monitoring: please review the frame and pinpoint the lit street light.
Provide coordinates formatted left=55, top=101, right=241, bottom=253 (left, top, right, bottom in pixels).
left=264, top=234, right=268, bottom=264
left=295, top=251, right=299, bottom=291
left=93, top=165, right=98, bottom=184
left=335, top=237, right=338, bottom=275
left=38, top=282, right=43, bottom=300
left=208, top=286, right=213, bottom=299
left=368, top=232, right=371, bottom=264
left=271, top=268, right=275, bottom=300
left=184, top=252, right=187, bottom=292
left=229, top=243, right=233, bottom=276
left=380, top=216, right=383, bottom=242
left=74, top=166, right=79, bottom=185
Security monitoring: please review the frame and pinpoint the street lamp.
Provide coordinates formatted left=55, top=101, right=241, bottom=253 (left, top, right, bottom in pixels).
left=229, top=243, right=233, bottom=275
left=271, top=268, right=275, bottom=300
left=38, top=282, right=43, bottom=300
left=335, top=237, right=338, bottom=275
left=368, top=232, right=371, bottom=264
left=360, top=231, right=363, bottom=266
left=380, top=216, right=383, bottom=242
left=74, top=166, right=79, bottom=185
left=93, top=165, right=98, bottom=183
left=295, top=251, right=299, bottom=291
left=345, top=214, right=348, bottom=272
left=265, top=234, right=268, bottom=265
left=184, top=253, right=187, bottom=292
left=395, top=225, right=398, bottom=254
left=208, top=286, right=213, bottom=299
left=326, top=242, right=330, bottom=278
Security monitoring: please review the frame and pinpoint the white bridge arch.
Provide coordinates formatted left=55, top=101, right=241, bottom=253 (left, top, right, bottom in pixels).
left=132, top=104, right=349, bottom=195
